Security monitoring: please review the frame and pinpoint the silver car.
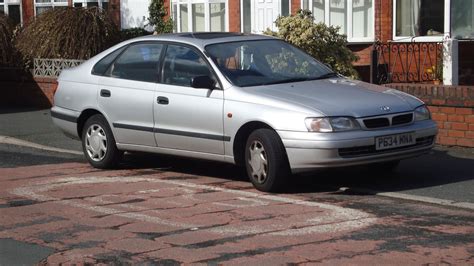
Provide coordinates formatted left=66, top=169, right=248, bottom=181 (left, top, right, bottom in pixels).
left=52, top=33, right=437, bottom=192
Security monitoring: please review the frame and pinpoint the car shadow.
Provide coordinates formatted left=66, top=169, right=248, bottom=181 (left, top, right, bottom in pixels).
left=285, top=147, right=474, bottom=195
left=120, top=147, right=474, bottom=195
left=120, top=152, right=247, bottom=182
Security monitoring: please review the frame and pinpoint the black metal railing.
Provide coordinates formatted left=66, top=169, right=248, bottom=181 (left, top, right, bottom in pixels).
left=372, top=41, right=443, bottom=84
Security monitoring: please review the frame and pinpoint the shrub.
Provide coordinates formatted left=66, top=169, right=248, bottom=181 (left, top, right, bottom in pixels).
left=264, top=10, right=359, bottom=79
left=15, top=7, right=120, bottom=65
left=120, top=27, right=151, bottom=41
left=0, top=13, right=17, bottom=67
left=148, top=0, right=173, bottom=34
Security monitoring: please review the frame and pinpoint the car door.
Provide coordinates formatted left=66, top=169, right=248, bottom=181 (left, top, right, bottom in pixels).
left=98, top=42, right=164, bottom=147
left=154, top=44, right=225, bottom=155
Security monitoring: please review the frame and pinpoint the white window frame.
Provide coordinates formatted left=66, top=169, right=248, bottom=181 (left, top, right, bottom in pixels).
left=241, top=0, right=292, bottom=33
left=302, top=0, right=375, bottom=43
left=72, top=0, right=109, bottom=9
left=0, top=0, right=23, bottom=25
left=171, top=0, right=229, bottom=33
left=34, top=0, right=69, bottom=16
left=392, top=0, right=451, bottom=42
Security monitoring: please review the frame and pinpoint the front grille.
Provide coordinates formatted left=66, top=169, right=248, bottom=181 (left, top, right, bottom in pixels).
left=338, top=136, right=435, bottom=158
left=363, top=118, right=390, bottom=128
left=392, top=113, right=413, bottom=126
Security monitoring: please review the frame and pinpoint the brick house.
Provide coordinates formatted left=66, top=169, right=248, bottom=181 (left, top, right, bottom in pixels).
left=4, top=0, right=473, bottom=84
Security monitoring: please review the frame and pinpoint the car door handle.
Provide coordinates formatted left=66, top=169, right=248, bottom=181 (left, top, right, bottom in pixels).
left=100, top=89, right=111, bottom=97
left=157, top=96, right=169, bottom=105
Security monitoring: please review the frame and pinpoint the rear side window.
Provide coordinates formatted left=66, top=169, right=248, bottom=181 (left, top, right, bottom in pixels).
left=92, top=46, right=127, bottom=76
left=108, top=43, right=164, bottom=83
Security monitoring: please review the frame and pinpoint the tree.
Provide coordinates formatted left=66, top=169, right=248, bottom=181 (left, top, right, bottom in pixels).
left=15, top=7, right=119, bottom=64
left=265, top=10, right=359, bottom=79
left=148, top=0, right=173, bottom=34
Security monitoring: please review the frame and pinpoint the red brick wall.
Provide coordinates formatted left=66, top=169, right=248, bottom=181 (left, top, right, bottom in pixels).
left=108, top=0, right=121, bottom=27
left=22, top=0, right=34, bottom=25
left=375, top=0, right=393, bottom=42
left=0, top=70, right=57, bottom=108
left=228, top=0, right=241, bottom=32
left=386, top=83, right=474, bottom=148
left=291, top=0, right=301, bottom=14
left=164, top=0, right=170, bottom=20
left=20, top=0, right=121, bottom=27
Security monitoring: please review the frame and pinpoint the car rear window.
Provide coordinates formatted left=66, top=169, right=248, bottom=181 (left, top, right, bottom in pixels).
left=91, top=46, right=127, bottom=76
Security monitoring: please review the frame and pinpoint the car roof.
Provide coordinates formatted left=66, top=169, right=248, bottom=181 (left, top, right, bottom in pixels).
left=132, top=32, right=277, bottom=49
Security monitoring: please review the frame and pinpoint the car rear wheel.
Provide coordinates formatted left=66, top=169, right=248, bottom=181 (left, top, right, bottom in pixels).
left=245, top=128, right=290, bottom=192
left=82, top=114, right=122, bottom=169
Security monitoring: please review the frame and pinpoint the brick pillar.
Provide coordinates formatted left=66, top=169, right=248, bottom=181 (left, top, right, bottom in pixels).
left=22, top=0, right=35, bottom=25
left=164, top=0, right=171, bottom=20
left=108, top=0, right=121, bottom=28
left=228, top=0, right=240, bottom=32
left=375, top=0, right=392, bottom=42
left=291, top=0, right=301, bottom=14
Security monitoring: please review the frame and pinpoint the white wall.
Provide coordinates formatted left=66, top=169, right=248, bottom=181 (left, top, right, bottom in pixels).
left=121, top=0, right=152, bottom=29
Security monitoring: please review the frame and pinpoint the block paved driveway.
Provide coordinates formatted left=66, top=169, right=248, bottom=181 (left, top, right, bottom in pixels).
left=0, top=108, right=473, bottom=264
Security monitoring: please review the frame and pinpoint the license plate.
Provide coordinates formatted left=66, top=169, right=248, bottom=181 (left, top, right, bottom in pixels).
left=375, top=132, right=416, bottom=150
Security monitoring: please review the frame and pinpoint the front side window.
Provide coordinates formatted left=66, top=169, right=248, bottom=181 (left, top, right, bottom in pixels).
left=451, top=0, right=474, bottom=39
left=206, top=40, right=333, bottom=87
left=35, top=0, right=68, bottom=16
left=108, top=43, right=163, bottom=83
left=302, top=0, right=373, bottom=42
left=1, top=0, right=22, bottom=25
left=172, top=0, right=227, bottom=32
left=162, top=45, right=215, bottom=87
left=395, top=0, right=444, bottom=38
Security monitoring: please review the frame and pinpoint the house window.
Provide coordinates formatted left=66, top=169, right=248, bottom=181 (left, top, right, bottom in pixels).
left=395, top=0, right=444, bottom=38
left=451, top=0, right=474, bottom=39
left=73, top=0, right=109, bottom=9
left=0, top=0, right=22, bottom=25
left=242, top=0, right=251, bottom=33
left=281, top=0, right=290, bottom=17
left=171, top=0, right=228, bottom=33
left=35, top=0, right=68, bottom=16
left=302, top=0, right=374, bottom=42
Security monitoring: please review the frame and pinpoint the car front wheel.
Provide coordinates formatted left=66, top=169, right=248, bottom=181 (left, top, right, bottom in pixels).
left=82, top=114, right=121, bottom=169
left=245, top=128, right=290, bottom=192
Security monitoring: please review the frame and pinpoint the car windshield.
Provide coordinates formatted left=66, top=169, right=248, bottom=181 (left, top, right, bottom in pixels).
left=205, top=39, right=336, bottom=87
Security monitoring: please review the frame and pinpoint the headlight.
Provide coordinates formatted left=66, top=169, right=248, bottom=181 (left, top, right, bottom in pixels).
left=305, top=117, right=360, bottom=132
left=414, top=105, right=430, bottom=121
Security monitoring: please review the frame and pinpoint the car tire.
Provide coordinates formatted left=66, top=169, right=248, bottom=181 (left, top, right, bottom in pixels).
left=81, top=114, right=122, bottom=169
left=244, top=128, right=290, bottom=192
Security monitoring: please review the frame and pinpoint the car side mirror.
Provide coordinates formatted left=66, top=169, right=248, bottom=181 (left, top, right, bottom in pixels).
left=191, top=76, right=216, bottom=90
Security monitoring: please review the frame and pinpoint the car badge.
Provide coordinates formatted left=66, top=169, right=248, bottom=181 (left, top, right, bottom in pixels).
left=380, top=106, right=391, bottom=112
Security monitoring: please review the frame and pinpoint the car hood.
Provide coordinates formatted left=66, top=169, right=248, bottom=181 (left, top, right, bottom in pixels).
left=245, top=78, right=423, bottom=117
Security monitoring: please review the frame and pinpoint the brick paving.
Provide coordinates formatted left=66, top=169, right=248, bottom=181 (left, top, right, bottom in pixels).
left=0, top=162, right=473, bottom=264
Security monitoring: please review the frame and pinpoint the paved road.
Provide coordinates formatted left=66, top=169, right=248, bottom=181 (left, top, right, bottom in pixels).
left=0, top=108, right=473, bottom=264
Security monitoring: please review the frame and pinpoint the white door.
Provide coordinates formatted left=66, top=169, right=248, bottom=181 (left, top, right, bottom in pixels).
left=252, top=0, right=280, bottom=33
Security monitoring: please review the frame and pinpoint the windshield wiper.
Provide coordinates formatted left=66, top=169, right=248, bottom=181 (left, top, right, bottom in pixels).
left=261, top=72, right=339, bottom=86
left=262, top=77, right=312, bottom=85
left=313, top=72, right=339, bottom=80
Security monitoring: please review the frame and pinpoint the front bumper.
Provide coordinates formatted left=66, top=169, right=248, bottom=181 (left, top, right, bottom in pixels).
left=278, top=120, right=437, bottom=173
